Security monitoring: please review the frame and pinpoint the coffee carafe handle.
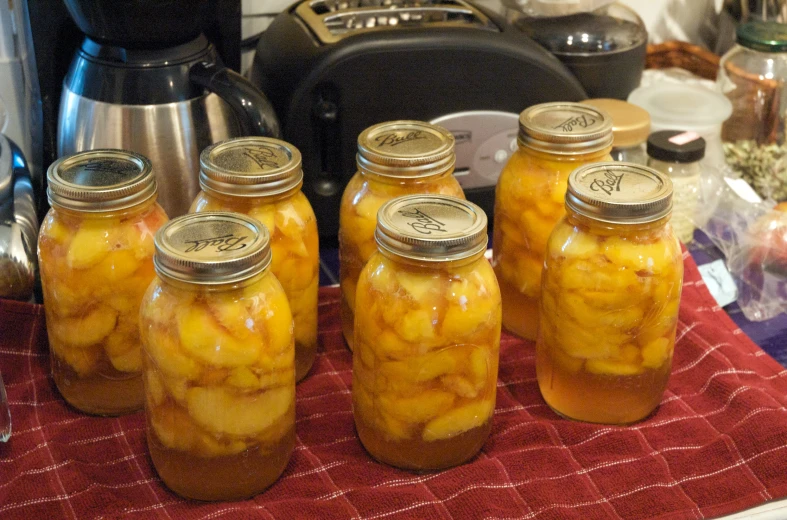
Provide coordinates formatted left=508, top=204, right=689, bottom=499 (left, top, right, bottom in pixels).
left=190, top=62, right=281, bottom=138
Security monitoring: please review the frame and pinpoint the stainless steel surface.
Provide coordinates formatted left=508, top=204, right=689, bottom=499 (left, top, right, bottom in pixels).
left=375, top=194, right=488, bottom=262
left=296, top=0, right=497, bottom=44
left=154, top=212, right=271, bottom=285
left=566, top=162, right=673, bottom=225
left=200, top=137, right=303, bottom=198
left=431, top=110, right=519, bottom=190
left=58, top=87, right=241, bottom=217
left=0, top=370, right=9, bottom=442
left=0, top=134, right=37, bottom=302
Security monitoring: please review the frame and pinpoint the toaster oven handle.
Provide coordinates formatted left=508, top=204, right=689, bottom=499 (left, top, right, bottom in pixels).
left=190, top=62, right=281, bottom=138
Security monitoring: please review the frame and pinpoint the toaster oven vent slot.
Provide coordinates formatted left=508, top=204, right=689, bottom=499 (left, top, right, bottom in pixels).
left=298, top=0, right=498, bottom=43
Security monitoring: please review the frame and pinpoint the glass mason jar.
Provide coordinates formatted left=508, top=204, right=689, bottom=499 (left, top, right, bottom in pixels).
left=353, top=195, right=501, bottom=471
left=190, top=137, right=319, bottom=382
left=139, top=212, right=295, bottom=501
left=537, top=163, right=683, bottom=425
left=581, top=98, right=650, bottom=165
left=647, top=131, right=706, bottom=244
left=339, top=120, right=465, bottom=350
left=719, top=21, right=787, bottom=202
left=38, top=150, right=168, bottom=415
left=493, top=102, right=613, bottom=341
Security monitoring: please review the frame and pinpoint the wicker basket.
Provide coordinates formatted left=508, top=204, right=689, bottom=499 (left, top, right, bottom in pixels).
left=645, top=41, right=721, bottom=81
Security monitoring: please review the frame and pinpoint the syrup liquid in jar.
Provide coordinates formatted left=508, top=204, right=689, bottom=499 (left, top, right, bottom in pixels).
left=190, top=137, right=319, bottom=382
left=38, top=150, right=168, bottom=415
left=536, top=163, right=683, bottom=424
left=339, top=121, right=465, bottom=350
left=353, top=195, right=501, bottom=470
left=493, top=103, right=613, bottom=340
left=139, top=213, right=295, bottom=501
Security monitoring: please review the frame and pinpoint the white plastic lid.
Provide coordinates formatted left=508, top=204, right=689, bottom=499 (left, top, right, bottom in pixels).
left=627, top=83, right=732, bottom=134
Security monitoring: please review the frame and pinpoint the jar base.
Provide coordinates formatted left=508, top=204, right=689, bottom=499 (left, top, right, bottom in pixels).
left=148, top=425, right=295, bottom=501
left=295, top=342, right=317, bottom=383
left=52, top=355, right=143, bottom=416
left=355, top=417, right=491, bottom=472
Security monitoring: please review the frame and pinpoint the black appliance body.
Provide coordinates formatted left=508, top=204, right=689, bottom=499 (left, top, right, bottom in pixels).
left=251, top=0, right=587, bottom=241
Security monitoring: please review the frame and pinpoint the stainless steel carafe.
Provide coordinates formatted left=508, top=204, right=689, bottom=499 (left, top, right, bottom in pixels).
left=57, top=35, right=279, bottom=217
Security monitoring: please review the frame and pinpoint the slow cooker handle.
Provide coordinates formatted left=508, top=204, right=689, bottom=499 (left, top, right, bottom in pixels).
left=190, top=62, right=281, bottom=138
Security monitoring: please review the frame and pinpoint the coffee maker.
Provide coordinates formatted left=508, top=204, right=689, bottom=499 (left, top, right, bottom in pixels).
left=55, top=0, right=279, bottom=217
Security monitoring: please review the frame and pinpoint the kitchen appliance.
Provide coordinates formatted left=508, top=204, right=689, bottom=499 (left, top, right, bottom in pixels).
left=0, top=0, right=43, bottom=204
left=0, top=127, right=38, bottom=302
left=56, top=0, right=275, bottom=217
left=250, top=0, right=587, bottom=241
left=507, top=1, right=648, bottom=100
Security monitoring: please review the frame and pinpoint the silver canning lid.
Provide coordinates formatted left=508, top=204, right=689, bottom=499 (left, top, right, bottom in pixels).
left=566, top=162, right=673, bottom=225
left=154, top=212, right=271, bottom=285
left=375, top=195, right=488, bottom=262
left=47, top=149, right=156, bottom=212
left=199, top=137, right=303, bottom=197
left=518, top=102, right=614, bottom=156
left=357, top=120, right=456, bottom=178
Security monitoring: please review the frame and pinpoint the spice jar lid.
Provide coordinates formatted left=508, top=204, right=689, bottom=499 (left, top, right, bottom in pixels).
left=566, top=162, right=673, bottom=225
left=357, top=120, right=456, bottom=178
left=518, top=102, right=614, bottom=156
left=375, top=195, right=488, bottom=262
left=647, top=130, right=706, bottom=163
left=737, top=21, right=787, bottom=53
left=199, top=137, right=303, bottom=197
left=47, top=149, right=156, bottom=212
left=154, top=212, right=271, bottom=285
left=580, top=98, right=650, bottom=149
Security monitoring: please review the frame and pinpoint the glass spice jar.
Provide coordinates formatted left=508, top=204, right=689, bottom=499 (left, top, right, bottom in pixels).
left=537, top=163, right=683, bottom=425
left=493, top=102, right=613, bottom=341
left=339, top=120, right=465, bottom=350
left=139, top=212, right=295, bottom=501
left=647, top=131, right=706, bottom=244
left=190, top=137, right=319, bottom=382
left=353, top=195, right=501, bottom=471
left=38, top=150, right=168, bottom=415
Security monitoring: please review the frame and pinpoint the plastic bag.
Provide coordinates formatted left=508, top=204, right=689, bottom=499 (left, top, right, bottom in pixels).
left=695, top=165, right=787, bottom=321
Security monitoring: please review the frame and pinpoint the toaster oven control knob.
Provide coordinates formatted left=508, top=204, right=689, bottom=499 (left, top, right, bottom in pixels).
left=494, top=150, right=508, bottom=164
left=314, top=176, right=340, bottom=197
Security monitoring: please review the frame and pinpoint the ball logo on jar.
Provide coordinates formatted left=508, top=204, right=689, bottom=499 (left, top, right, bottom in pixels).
left=242, top=146, right=281, bottom=169
left=184, top=233, right=250, bottom=253
left=398, top=208, right=447, bottom=235
left=375, top=130, right=427, bottom=148
left=553, top=114, right=597, bottom=133
left=589, top=171, right=625, bottom=196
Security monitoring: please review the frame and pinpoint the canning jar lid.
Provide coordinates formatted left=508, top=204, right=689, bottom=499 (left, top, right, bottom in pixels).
left=518, top=102, right=614, bottom=156
left=199, top=137, right=303, bottom=197
left=647, top=130, right=706, bottom=163
left=375, top=195, right=488, bottom=262
left=737, top=21, right=787, bottom=53
left=580, top=98, right=650, bottom=149
left=47, top=149, right=156, bottom=212
left=566, top=162, right=673, bottom=224
left=357, top=120, right=456, bottom=178
left=154, top=212, right=271, bottom=285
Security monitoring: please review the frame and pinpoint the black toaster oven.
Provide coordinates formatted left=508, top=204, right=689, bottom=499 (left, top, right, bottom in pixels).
left=250, top=0, right=587, bottom=242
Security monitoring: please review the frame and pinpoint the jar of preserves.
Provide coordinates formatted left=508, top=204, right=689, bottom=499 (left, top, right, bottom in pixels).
left=537, top=163, right=683, bottom=425
left=139, top=212, right=295, bottom=501
left=339, top=120, right=465, bottom=350
left=38, top=150, right=168, bottom=415
left=493, top=102, right=613, bottom=340
left=190, top=137, right=319, bottom=382
left=353, top=195, right=501, bottom=470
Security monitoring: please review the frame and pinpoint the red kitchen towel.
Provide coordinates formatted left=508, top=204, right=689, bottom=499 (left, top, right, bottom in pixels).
left=1, top=250, right=787, bottom=520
